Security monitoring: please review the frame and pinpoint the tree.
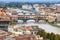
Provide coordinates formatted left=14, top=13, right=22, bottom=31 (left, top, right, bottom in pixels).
left=37, top=30, right=47, bottom=39
left=50, top=33, right=55, bottom=40
left=55, top=34, right=60, bottom=40
left=37, top=30, right=60, bottom=40
left=46, top=33, right=51, bottom=39
left=10, top=22, right=16, bottom=25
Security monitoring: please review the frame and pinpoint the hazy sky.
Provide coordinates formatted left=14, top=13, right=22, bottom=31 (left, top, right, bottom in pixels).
left=0, top=0, right=60, bottom=2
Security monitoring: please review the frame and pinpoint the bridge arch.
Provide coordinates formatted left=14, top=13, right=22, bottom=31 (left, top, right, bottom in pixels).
left=26, top=19, right=35, bottom=23
left=17, top=20, right=24, bottom=24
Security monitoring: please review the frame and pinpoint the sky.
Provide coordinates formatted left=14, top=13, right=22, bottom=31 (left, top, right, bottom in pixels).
left=0, top=0, right=60, bottom=3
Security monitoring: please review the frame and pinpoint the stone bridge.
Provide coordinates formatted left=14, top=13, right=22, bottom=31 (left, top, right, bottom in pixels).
left=18, top=16, right=46, bottom=23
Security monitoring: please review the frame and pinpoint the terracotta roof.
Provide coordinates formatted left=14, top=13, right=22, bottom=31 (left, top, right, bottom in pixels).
left=15, top=34, right=35, bottom=40
left=24, top=34, right=34, bottom=38
left=0, top=17, right=11, bottom=21
left=56, top=9, right=60, bottom=13
left=0, top=11, right=6, bottom=16
left=15, top=26, right=33, bottom=31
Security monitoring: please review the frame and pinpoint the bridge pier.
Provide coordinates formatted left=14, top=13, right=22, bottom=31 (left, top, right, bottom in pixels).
left=23, top=19, right=27, bottom=23
left=35, top=19, right=38, bottom=23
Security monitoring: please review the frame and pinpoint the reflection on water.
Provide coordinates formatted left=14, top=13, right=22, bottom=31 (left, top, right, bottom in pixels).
left=38, top=24, right=60, bottom=34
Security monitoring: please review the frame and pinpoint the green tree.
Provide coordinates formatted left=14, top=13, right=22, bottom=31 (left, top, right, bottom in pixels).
left=55, top=34, right=60, bottom=40
left=50, top=33, right=55, bottom=40
left=46, top=33, right=51, bottom=39
left=37, top=30, right=47, bottom=39
left=10, top=22, right=16, bottom=25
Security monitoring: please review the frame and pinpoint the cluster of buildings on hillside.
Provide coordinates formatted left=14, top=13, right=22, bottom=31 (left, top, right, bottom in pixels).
left=0, top=26, right=44, bottom=40
left=0, top=8, right=18, bottom=25
left=22, top=4, right=60, bottom=23
left=8, top=25, right=43, bottom=40
left=1, top=3, right=60, bottom=40
left=0, top=25, right=44, bottom=40
left=0, top=4, right=60, bottom=25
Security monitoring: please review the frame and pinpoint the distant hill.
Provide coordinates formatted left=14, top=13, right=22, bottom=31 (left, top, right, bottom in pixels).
left=0, top=2, right=59, bottom=8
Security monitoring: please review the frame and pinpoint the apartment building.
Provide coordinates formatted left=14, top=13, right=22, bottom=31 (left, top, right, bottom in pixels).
left=22, top=4, right=32, bottom=10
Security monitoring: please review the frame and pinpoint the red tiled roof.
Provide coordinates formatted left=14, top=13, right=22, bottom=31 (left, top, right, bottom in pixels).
left=15, top=34, right=35, bottom=40
left=15, top=26, right=33, bottom=31
left=24, top=34, right=34, bottom=38
left=0, top=17, right=11, bottom=21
